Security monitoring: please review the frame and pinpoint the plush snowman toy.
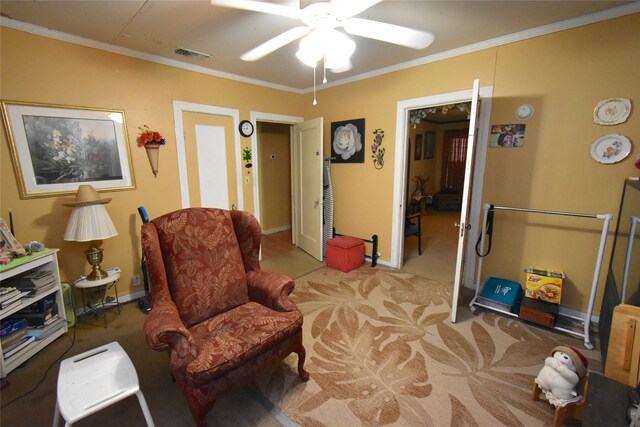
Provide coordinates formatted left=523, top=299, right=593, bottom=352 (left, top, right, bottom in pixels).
left=535, top=345, right=588, bottom=401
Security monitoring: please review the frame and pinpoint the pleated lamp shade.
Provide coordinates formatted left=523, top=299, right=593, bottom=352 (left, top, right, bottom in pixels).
left=64, top=204, right=118, bottom=242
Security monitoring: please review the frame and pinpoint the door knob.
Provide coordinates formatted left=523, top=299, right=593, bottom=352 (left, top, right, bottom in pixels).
left=314, top=200, right=321, bottom=208
left=231, top=203, right=237, bottom=210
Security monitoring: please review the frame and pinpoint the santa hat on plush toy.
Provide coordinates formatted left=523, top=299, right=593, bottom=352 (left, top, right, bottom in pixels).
left=551, top=345, right=588, bottom=378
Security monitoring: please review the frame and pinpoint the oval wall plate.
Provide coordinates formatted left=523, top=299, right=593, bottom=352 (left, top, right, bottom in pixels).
left=593, top=98, right=631, bottom=125
left=590, top=134, right=631, bottom=164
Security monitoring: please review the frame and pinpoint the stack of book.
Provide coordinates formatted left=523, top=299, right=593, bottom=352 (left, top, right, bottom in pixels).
left=0, top=287, right=27, bottom=314
left=477, top=276, right=524, bottom=314
left=7, top=270, right=56, bottom=296
left=20, top=294, right=65, bottom=340
left=1, top=318, right=35, bottom=360
left=8, top=294, right=59, bottom=328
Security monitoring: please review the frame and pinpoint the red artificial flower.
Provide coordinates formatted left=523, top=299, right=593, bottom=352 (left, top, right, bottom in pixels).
left=137, top=125, right=166, bottom=147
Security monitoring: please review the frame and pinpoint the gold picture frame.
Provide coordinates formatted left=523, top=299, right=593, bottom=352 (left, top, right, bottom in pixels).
left=1, top=100, right=136, bottom=199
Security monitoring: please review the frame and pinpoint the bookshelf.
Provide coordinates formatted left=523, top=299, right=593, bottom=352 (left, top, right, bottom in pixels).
left=0, top=249, right=68, bottom=377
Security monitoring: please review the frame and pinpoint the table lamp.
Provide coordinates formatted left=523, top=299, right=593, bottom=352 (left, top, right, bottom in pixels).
left=64, top=185, right=117, bottom=280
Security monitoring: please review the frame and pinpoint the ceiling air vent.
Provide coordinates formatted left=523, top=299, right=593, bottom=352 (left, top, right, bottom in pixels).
left=174, top=48, right=211, bottom=60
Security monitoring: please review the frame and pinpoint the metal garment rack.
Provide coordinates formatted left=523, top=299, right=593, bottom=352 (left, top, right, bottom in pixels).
left=469, top=203, right=613, bottom=350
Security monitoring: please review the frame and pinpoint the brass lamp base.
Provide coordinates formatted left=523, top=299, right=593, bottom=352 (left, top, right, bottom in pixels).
left=85, top=242, right=108, bottom=280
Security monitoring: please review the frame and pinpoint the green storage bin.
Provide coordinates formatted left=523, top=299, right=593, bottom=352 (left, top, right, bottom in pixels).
left=61, top=282, right=76, bottom=327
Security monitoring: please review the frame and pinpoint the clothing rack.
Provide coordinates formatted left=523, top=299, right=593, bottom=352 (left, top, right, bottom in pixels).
left=470, top=203, right=613, bottom=349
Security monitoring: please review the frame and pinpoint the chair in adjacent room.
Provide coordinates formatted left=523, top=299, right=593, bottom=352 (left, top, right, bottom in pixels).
left=141, top=208, right=309, bottom=427
left=405, top=211, right=423, bottom=255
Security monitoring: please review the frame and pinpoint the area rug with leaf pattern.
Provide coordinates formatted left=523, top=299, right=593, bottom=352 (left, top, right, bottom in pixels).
left=255, top=266, right=601, bottom=427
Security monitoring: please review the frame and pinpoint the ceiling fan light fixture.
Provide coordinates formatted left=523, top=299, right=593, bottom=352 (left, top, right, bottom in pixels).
left=326, top=59, right=352, bottom=73
left=296, top=28, right=355, bottom=70
left=296, top=29, right=324, bottom=67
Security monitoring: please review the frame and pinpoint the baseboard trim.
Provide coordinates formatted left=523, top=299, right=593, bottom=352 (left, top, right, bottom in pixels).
left=263, top=225, right=292, bottom=235
left=74, top=289, right=146, bottom=316
left=367, top=256, right=392, bottom=268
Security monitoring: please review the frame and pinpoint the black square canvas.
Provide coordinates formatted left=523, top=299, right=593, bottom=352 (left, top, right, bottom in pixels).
left=330, top=118, right=365, bottom=163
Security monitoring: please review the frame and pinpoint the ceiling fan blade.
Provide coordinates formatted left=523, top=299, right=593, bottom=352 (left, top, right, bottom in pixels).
left=240, top=26, right=311, bottom=61
left=343, top=18, right=434, bottom=49
left=210, top=0, right=301, bottom=19
left=330, top=0, right=384, bottom=20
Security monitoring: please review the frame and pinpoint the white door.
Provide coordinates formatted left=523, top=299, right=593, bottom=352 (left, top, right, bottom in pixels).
left=195, top=125, right=229, bottom=209
left=451, top=79, right=481, bottom=323
left=174, top=101, right=243, bottom=210
left=293, top=118, right=323, bottom=261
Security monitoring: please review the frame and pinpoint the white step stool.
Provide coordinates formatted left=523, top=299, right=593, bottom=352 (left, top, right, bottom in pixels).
left=53, top=341, right=155, bottom=427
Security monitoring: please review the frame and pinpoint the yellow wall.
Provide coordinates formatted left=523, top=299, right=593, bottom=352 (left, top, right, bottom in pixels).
left=1, top=13, right=639, bottom=314
left=258, top=122, right=291, bottom=231
left=302, top=14, right=638, bottom=312
left=0, top=27, right=303, bottom=301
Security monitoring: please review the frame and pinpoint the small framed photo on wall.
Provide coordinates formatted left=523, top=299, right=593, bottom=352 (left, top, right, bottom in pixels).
left=424, top=132, right=435, bottom=159
left=414, top=134, right=423, bottom=160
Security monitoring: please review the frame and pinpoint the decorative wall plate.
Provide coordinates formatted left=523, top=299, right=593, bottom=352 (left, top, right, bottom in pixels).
left=590, top=134, right=631, bottom=164
left=516, top=104, right=534, bottom=120
left=593, top=98, right=631, bottom=125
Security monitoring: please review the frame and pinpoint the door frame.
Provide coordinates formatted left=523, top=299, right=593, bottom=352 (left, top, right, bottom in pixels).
left=249, top=112, right=304, bottom=234
left=391, top=86, right=493, bottom=288
left=173, top=100, right=243, bottom=209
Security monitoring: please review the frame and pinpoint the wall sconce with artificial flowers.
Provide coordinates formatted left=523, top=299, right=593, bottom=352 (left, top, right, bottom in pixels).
left=137, top=125, right=166, bottom=177
left=371, top=128, right=385, bottom=169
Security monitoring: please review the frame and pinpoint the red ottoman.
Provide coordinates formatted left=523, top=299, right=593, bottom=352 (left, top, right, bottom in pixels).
left=326, top=236, right=365, bottom=272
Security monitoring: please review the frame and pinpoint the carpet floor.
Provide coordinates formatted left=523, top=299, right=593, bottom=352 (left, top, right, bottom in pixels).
left=256, top=266, right=601, bottom=427
left=1, top=264, right=601, bottom=426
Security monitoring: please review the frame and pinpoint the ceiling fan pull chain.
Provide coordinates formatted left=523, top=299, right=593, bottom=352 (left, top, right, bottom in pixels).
left=313, top=65, right=318, bottom=105
left=323, top=56, right=327, bottom=84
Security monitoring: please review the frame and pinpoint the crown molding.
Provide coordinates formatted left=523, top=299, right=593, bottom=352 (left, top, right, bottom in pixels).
left=310, top=2, right=640, bottom=93
left=0, top=17, right=304, bottom=95
left=2, top=2, right=638, bottom=95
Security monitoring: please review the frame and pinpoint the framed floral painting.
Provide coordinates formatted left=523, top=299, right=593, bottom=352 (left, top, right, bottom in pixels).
left=1, top=101, right=136, bottom=199
left=330, top=118, right=365, bottom=163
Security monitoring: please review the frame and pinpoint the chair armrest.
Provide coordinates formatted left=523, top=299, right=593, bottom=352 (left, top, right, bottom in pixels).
left=141, top=221, right=196, bottom=358
left=246, top=270, right=298, bottom=312
left=143, top=299, right=195, bottom=357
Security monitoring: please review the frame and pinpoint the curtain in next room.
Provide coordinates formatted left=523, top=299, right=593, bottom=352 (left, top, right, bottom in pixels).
left=440, top=129, right=469, bottom=193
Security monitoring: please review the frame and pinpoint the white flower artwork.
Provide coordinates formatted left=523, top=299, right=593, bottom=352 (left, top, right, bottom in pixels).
left=331, top=119, right=365, bottom=163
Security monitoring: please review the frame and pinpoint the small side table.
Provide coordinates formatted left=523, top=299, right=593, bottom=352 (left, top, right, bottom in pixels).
left=74, top=268, right=121, bottom=328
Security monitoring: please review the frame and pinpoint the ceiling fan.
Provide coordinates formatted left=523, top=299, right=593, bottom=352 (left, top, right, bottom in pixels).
left=210, top=0, right=434, bottom=71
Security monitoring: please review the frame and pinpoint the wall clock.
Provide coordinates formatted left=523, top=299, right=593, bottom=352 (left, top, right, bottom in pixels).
left=239, top=120, right=254, bottom=137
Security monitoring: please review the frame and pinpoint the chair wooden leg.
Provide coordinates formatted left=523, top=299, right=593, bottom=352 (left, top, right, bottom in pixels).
left=189, top=403, right=212, bottom=427
left=294, top=338, right=310, bottom=381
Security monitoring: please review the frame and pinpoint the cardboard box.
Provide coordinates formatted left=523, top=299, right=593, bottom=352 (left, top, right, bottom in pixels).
left=519, top=297, right=558, bottom=327
left=524, top=267, right=565, bottom=304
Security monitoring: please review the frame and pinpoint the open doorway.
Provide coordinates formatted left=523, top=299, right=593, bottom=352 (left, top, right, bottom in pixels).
left=257, top=121, right=296, bottom=260
left=391, top=84, right=493, bottom=295
left=403, top=104, right=471, bottom=282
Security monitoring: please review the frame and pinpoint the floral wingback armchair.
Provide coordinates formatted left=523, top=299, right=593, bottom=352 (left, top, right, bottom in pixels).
left=142, top=208, right=308, bottom=426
